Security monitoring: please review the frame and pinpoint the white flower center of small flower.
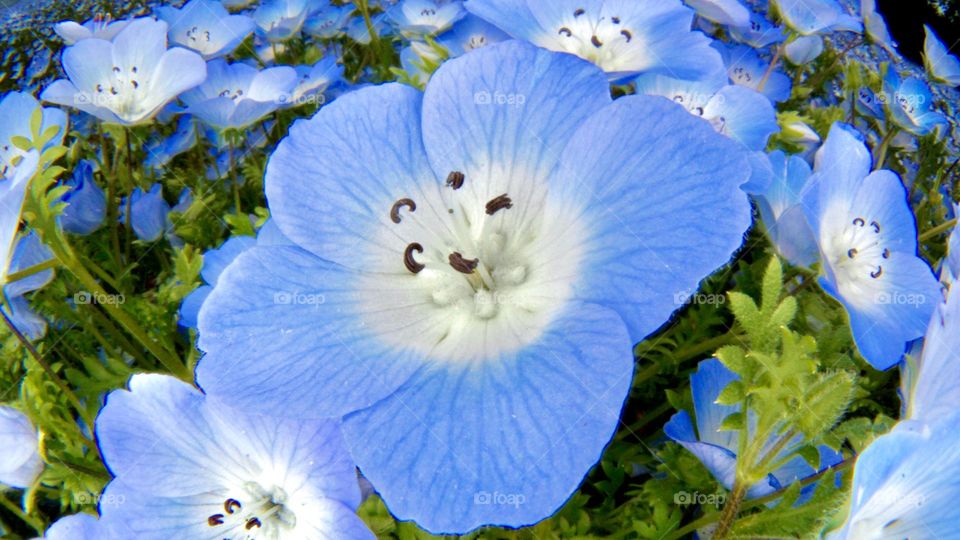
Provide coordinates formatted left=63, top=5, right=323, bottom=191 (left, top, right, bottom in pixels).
left=92, top=64, right=150, bottom=121
left=465, top=34, right=488, bottom=51
left=180, top=25, right=216, bottom=55
left=550, top=7, right=645, bottom=73
left=358, top=170, right=586, bottom=363
left=205, top=481, right=296, bottom=539
left=822, top=211, right=890, bottom=308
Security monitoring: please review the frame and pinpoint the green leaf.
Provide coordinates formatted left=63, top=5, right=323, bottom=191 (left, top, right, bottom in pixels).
left=760, top=257, right=784, bottom=315
left=716, top=380, right=745, bottom=406
left=29, top=106, right=43, bottom=140
left=720, top=411, right=745, bottom=432
left=11, top=134, right=33, bottom=151
left=796, top=371, right=855, bottom=439
left=716, top=345, right=749, bottom=375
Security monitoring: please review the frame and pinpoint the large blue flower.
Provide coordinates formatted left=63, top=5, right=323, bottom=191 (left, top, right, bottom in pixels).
left=0, top=405, right=42, bottom=489
left=95, top=374, right=373, bottom=539
left=157, top=0, right=256, bottom=59
left=664, top=359, right=841, bottom=499
left=181, top=59, right=297, bottom=130
left=800, top=124, right=940, bottom=370
left=827, top=411, right=960, bottom=538
left=464, top=0, right=723, bottom=81
left=195, top=41, right=752, bottom=532
left=42, top=18, right=207, bottom=125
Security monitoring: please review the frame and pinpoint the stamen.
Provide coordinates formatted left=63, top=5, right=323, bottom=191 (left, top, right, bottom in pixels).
left=573, top=8, right=585, bottom=16
left=445, top=170, right=465, bottom=189
left=611, top=16, right=621, bottom=23
left=882, top=248, right=890, bottom=259
left=847, top=248, right=858, bottom=258
left=224, top=498, right=242, bottom=514
left=390, top=198, right=416, bottom=224
left=870, top=220, right=881, bottom=233
left=404, top=243, right=425, bottom=274
left=621, top=29, right=632, bottom=42
left=853, top=217, right=865, bottom=227
left=485, top=193, right=513, bottom=215
left=246, top=518, right=262, bottom=530
left=208, top=514, right=225, bottom=526
left=559, top=27, right=572, bottom=37
left=449, top=252, right=479, bottom=274
left=591, top=35, right=603, bottom=47
left=871, top=266, right=883, bottom=278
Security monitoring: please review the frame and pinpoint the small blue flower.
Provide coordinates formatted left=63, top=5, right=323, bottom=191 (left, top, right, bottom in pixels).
left=634, top=72, right=779, bottom=151
left=784, top=35, right=824, bottom=65
left=95, top=373, right=373, bottom=539
left=728, top=11, right=786, bottom=48
left=287, top=56, right=343, bottom=108
left=144, top=116, right=199, bottom=172
left=881, top=69, right=948, bottom=137
left=345, top=15, right=388, bottom=44
left=195, top=40, right=752, bottom=532
left=0, top=151, right=39, bottom=286
left=253, top=0, right=313, bottom=42
left=121, top=184, right=169, bottom=242
left=59, top=160, right=106, bottom=235
left=436, top=13, right=509, bottom=57
left=800, top=124, right=941, bottom=370
left=0, top=405, right=42, bottom=489
left=304, top=4, right=353, bottom=39
left=664, top=359, right=842, bottom=499
left=0, top=91, right=67, bottom=179
left=42, top=513, right=105, bottom=540
left=756, top=150, right=818, bottom=267
left=2, top=233, right=55, bottom=340
left=684, top=0, right=750, bottom=27
left=860, top=0, right=896, bottom=56
left=465, top=0, right=724, bottom=81
left=771, top=0, right=862, bottom=36
left=715, top=43, right=792, bottom=103
left=42, top=18, right=207, bottom=125
left=827, top=412, right=960, bottom=538
left=182, top=60, right=297, bottom=130
left=53, top=16, right=132, bottom=44
left=390, top=0, right=467, bottom=37
left=179, top=235, right=257, bottom=328
left=923, top=24, right=960, bottom=87
left=854, top=86, right=884, bottom=120
left=157, top=0, right=256, bottom=59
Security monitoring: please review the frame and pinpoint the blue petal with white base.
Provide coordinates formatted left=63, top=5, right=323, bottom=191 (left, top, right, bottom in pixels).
left=923, top=24, right=960, bottom=87
left=903, top=280, right=960, bottom=421
left=0, top=405, right=42, bottom=489
left=882, top=70, right=948, bottom=136
left=182, top=60, right=297, bottom=129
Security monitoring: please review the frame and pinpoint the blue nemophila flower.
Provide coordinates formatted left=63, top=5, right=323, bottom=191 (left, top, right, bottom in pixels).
left=304, top=5, right=353, bottom=39
left=145, top=116, right=199, bottom=172
left=634, top=72, right=778, bottom=151
left=345, top=16, right=389, bottom=44
left=902, top=278, right=960, bottom=421
left=0, top=92, right=67, bottom=179
left=860, top=0, right=895, bottom=56
left=157, top=0, right=256, bottom=59
left=800, top=124, right=940, bottom=370
left=923, top=24, right=960, bottom=87
left=880, top=69, right=948, bottom=137
left=827, top=411, right=960, bottom=539
left=53, top=16, right=132, bottom=44
left=390, top=0, right=467, bottom=37
left=287, top=57, right=343, bottom=108
left=715, top=43, right=792, bottom=103
left=684, top=0, right=750, bottom=27
left=182, top=60, right=297, bottom=129
left=120, top=184, right=169, bottom=242
left=95, top=374, right=373, bottom=539
left=180, top=235, right=257, bottom=328
left=664, top=359, right=841, bottom=499
left=3, top=233, right=56, bottom=340
left=436, top=13, right=509, bottom=57
left=770, top=0, right=862, bottom=36
left=854, top=86, right=884, bottom=121
left=195, top=40, right=752, bottom=532
left=42, top=18, right=207, bottom=125
left=464, top=0, right=723, bottom=81
left=784, top=35, right=824, bottom=65
left=0, top=405, right=42, bottom=489
left=0, top=151, right=39, bottom=286
left=728, top=11, right=786, bottom=48
left=756, top=150, right=818, bottom=267
left=253, top=0, right=313, bottom=42
left=59, top=160, right=106, bottom=235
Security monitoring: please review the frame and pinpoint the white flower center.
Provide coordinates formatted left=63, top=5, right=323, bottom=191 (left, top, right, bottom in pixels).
left=551, top=7, right=645, bottom=72
left=205, top=482, right=296, bottom=539
left=93, top=64, right=151, bottom=120
left=822, top=210, right=890, bottom=309
left=358, top=170, right=586, bottom=363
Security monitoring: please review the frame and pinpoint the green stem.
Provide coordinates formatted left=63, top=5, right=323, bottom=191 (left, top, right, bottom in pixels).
left=758, top=42, right=785, bottom=92
left=873, top=127, right=899, bottom=169
left=355, top=0, right=381, bottom=48
left=123, top=129, right=135, bottom=262
left=0, top=493, right=43, bottom=535
left=4, top=258, right=58, bottom=283
left=228, top=139, right=241, bottom=214
left=100, top=130, right=123, bottom=270
left=919, top=218, right=957, bottom=242
left=713, top=481, right=748, bottom=539
left=671, top=332, right=741, bottom=364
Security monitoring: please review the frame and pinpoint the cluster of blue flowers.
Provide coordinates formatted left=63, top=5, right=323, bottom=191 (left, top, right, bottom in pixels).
left=0, top=0, right=958, bottom=538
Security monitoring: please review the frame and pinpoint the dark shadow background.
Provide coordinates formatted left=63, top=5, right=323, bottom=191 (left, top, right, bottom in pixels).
left=880, top=0, right=960, bottom=64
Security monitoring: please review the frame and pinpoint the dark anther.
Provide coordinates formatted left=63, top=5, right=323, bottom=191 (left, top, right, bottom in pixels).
left=110, top=86, right=118, bottom=95
left=446, top=170, right=465, bottom=190
left=853, top=217, right=865, bottom=227
left=694, top=107, right=704, bottom=116
left=485, top=193, right=513, bottom=215
left=870, top=220, right=881, bottom=233
left=131, top=80, right=139, bottom=89
left=404, top=243, right=425, bottom=274
left=847, top=248, right=858, bottom=258
left=673, top=95, right=684, bottom=103
left=573, top=8, right=585, bottom=16
left=449, top=252, right=479, bottom=274
left=611, top=16, right=621, bottom=23
left=390, top=198, right=416, bottom=224
left=591, top=35, right=603, bottom=48
left=246, top=518, right=262, bottom=530
left=131, top=66, right=138, bottom=73
left=208, top=514, right=225, bottom=526
left=621, top=29, right=632, bottom=42
left=112, top=66, right=120, bottom=73
left=559, top=26, right=572, bottom=37
left=882, top=248, right=890, bottom=259
left=871, top=266, right=883, bottom=279
left=224, top=499, right=242, bottom=514
left=96, top=84, right=103, bottom=93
